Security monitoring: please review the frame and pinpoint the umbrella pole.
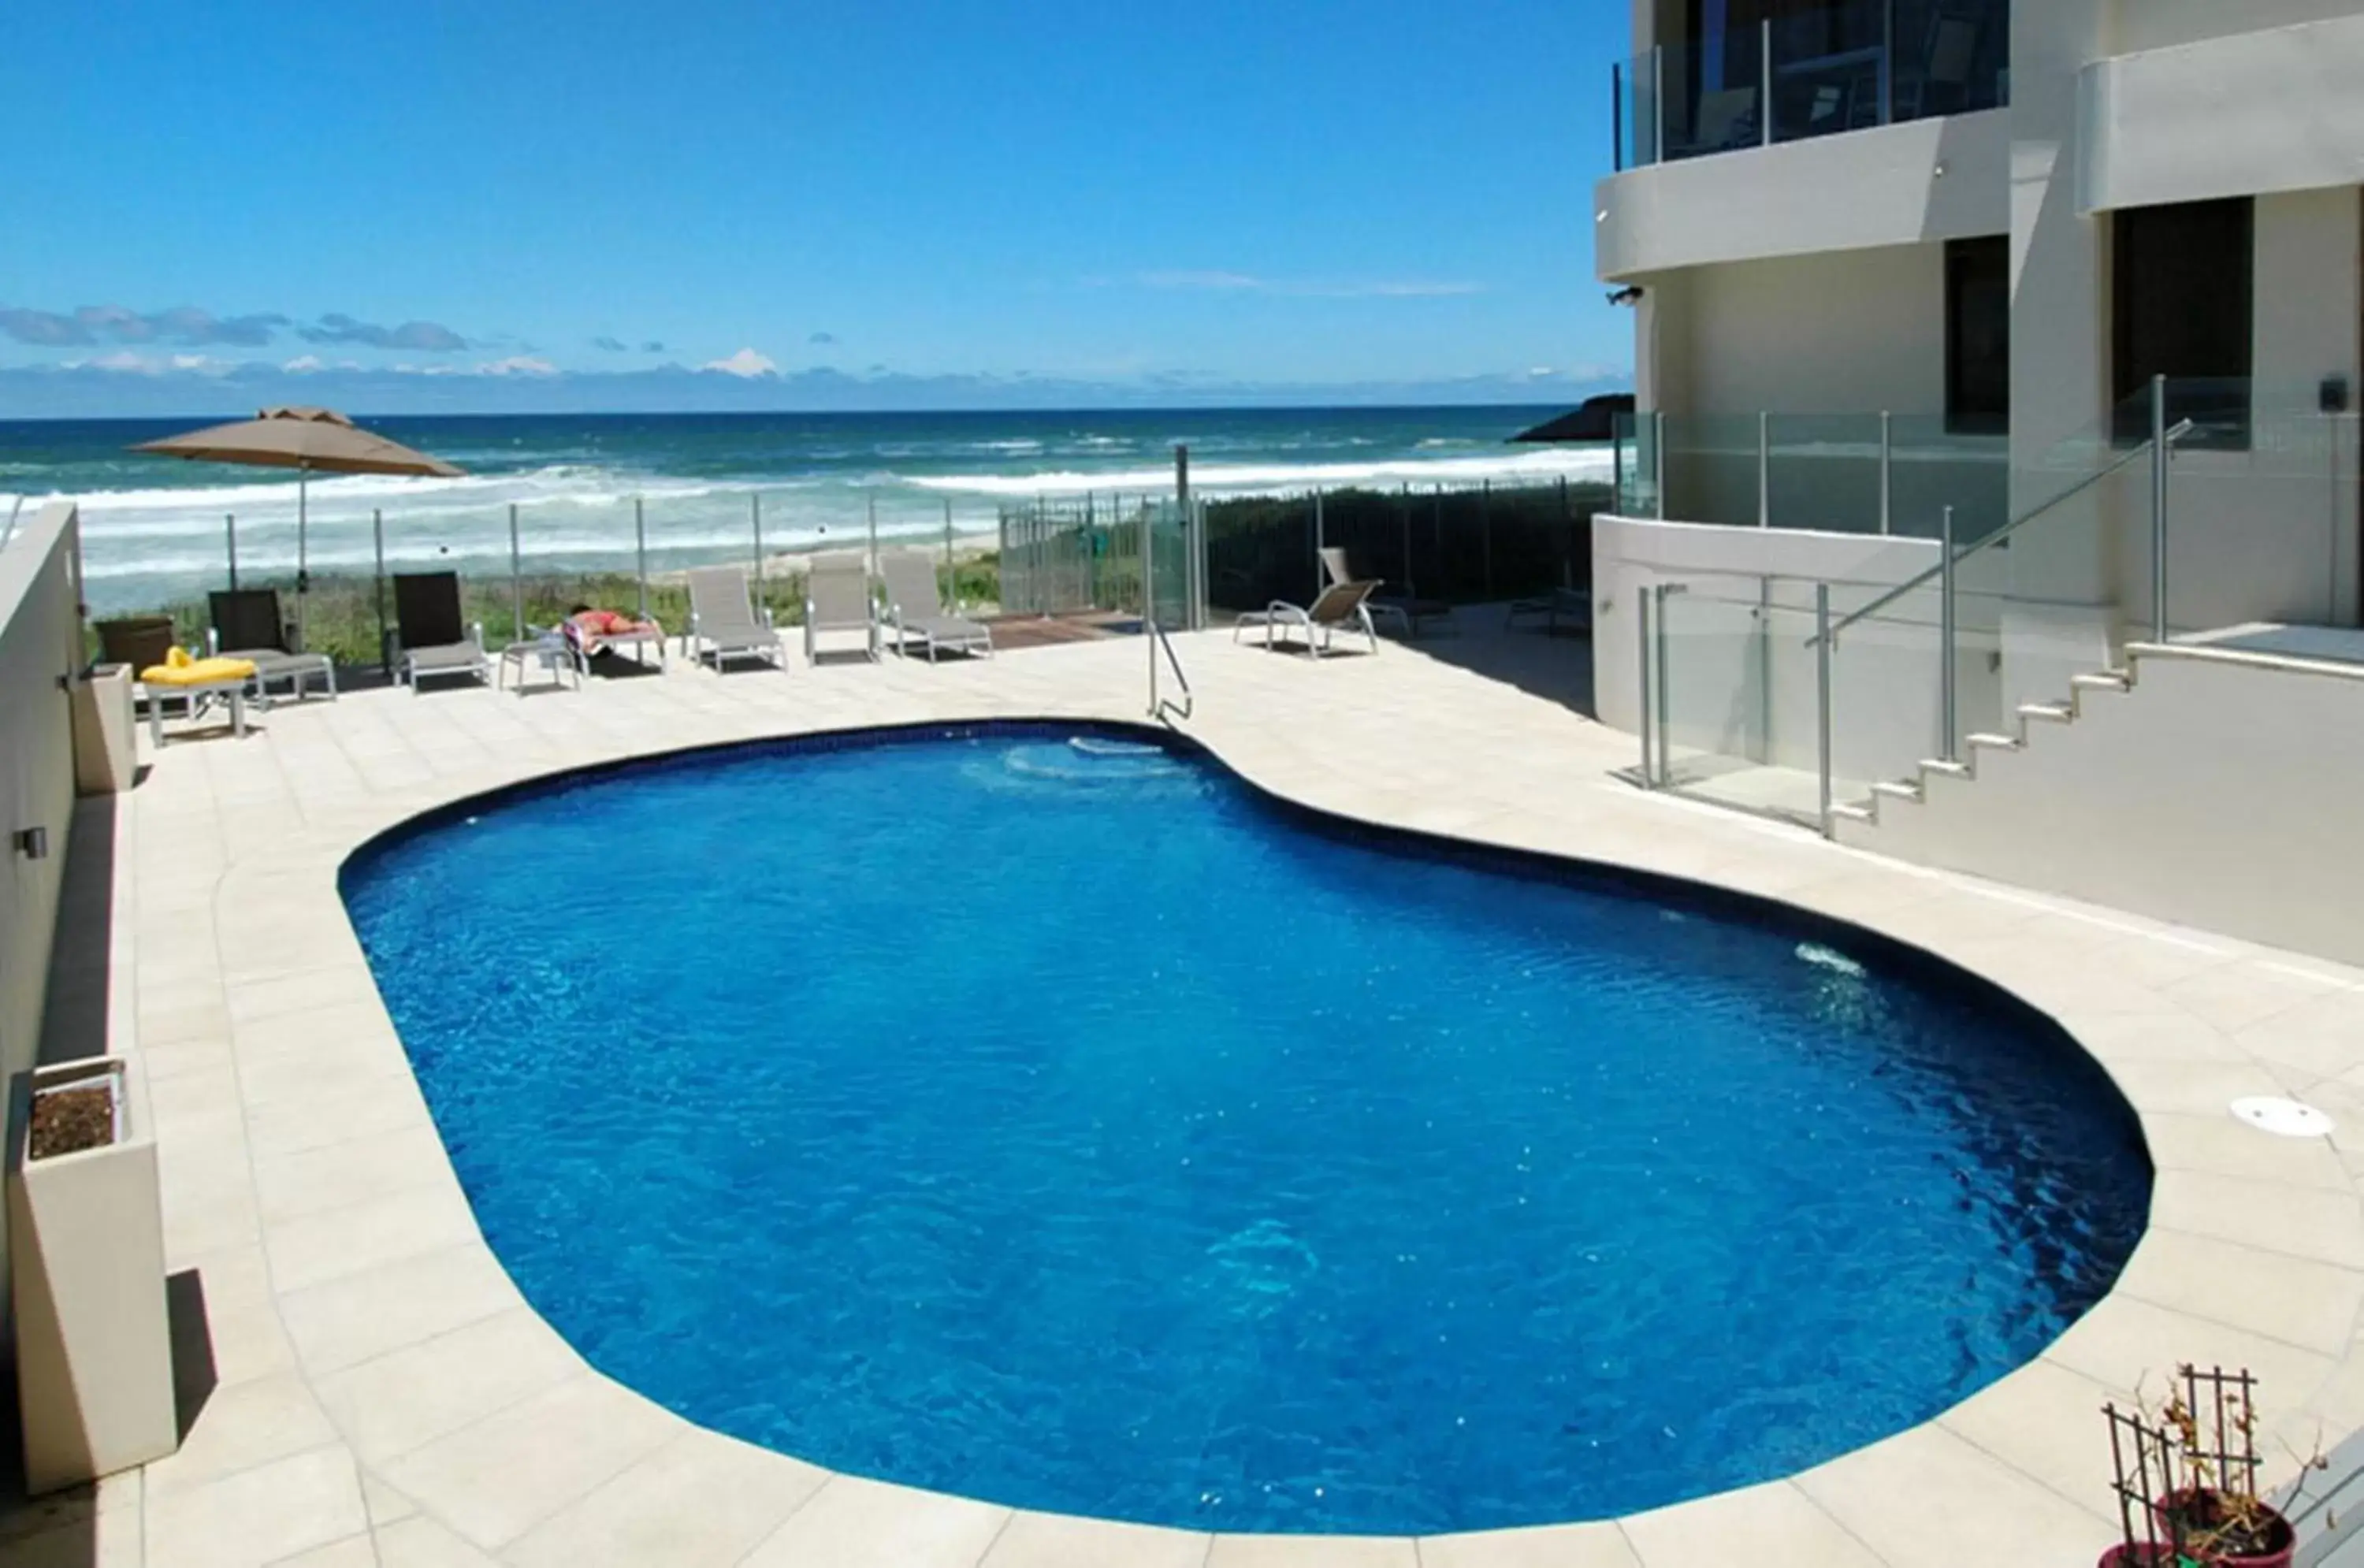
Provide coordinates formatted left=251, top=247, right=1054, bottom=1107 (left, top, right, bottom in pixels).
left=373, top=507, right=388, bottom=677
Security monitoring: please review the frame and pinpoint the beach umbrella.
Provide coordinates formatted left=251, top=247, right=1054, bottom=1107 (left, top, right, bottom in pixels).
left=132, top=407, right=464, bottom=641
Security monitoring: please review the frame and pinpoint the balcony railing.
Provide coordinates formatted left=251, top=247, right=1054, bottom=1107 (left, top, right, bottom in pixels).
left=1613, top=0, right=2007, bottom=171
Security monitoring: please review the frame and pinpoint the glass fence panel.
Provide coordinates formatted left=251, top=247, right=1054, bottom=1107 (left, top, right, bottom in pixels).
left=1615, top=53, right=1660, bottom=169
left=1612, top=411, right=1660, bottom=518
left=1886, top=418, right=2006, bottom=543
left=1769, top=0, right=1888, bottom=146
left=1659, top=414, right=1767, bottom=529
left=1654, top=579, right=1831, bottom=827
left=1766, top=414, right=1882, bottom=533
left=1659, top=35, right=1764, bottom=162
left=1888, top=0, right=2007, bottom=124
left=1828, top=574, right=1945, bottom=807
left=2165, top=386, right=2360, bottom=635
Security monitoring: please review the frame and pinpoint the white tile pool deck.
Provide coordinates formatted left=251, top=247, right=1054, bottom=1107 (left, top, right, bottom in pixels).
left=15, top=618, right=2364, bottom=1567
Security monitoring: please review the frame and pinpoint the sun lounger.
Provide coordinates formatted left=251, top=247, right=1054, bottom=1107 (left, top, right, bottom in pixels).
left=1235, top=579, right=1382, bottom=659
left=392, top=572, right=489, bottom=692
left=1319, top=546, right=1453, bottom=637
left=684, top=567, right=786, bottom=671
left=559, top=608, right=667, bottom=674
left=802, top=552, right=879, bottom=663
left=877, top=549, right=992, bottom=662
left=208, top=588, right=336, bottom=703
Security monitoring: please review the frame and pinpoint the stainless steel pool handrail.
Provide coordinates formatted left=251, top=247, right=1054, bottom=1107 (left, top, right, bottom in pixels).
left=1148, top=618, right=1193, bottom=723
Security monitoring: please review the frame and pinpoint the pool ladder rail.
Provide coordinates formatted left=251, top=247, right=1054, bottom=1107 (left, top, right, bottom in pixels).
left=1149, top=619, right=1193, bottom=724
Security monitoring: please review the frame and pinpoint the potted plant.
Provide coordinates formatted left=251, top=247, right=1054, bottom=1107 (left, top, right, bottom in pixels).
left=6, top=1056, right=177, bottom=1494
left=2098, top=1365, right=2324, bottom=1568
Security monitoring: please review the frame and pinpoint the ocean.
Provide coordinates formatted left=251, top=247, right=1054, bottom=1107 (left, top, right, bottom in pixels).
left=0, top=407, right=1612, bottom=612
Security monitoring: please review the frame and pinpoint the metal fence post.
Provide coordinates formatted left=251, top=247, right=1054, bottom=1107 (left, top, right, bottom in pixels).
left=1612, top=59, right=1625, bottom=171
left=944, top=498, right=956, bottom=611
left=1481, top=478, right=1495, bottom=598
left=634, top=496, right=648, bottom=621
left=225, top=514, right=239, bottom=590
left=1312, top=489, right=1326, bottom=599
left=752, top=493, right=764, bottom=604
left=1879, top=411, right=1894, bottom=536
left=1757, top=411, right=1771, bottom=528
left=372, top=507, right=388, bottom=675
left=507, top=503, right=523, bottom=642
left=1939, top=503, right=1958, bottom=764
left=1655, top=583, right=1681, bottom=784
left=2151, top=372, right=2169, bottom=641
left=1816, top=581, right=1834, bottom=838
left=1143, top=499, right=1157, bottom=710
left=1760, top=17, right=1775, bottom=145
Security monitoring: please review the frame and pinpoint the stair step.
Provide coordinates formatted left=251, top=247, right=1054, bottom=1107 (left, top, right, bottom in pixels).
left=1869, top=778, right=1924, bottom=804
left=1920, top=759, right=1972, bottom=780
left=2071, top=672, right=2132, bottom=694
left=1830, top=801, right=1877, bottom=824
left=2017, top=702, right=2076, bottom=724
left=1966, top=732, right=2023, bottom=753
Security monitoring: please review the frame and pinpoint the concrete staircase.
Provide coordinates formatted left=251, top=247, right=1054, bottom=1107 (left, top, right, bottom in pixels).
left=1829, top=666, right=2132, bottom=827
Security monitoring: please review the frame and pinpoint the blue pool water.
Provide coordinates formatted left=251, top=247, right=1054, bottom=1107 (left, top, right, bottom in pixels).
left=342, top=726, right=2150, bottom=1535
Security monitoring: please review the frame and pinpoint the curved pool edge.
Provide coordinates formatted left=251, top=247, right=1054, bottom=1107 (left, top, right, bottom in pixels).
left=184, top=702, right=2364, bottom=1568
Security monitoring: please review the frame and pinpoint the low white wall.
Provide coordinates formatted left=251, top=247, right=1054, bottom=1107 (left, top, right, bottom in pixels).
left=0, top=503, right=88, bottom=1312
left=1846, top=646, right=2364, bottom=968
left=1594, top=516, right=1991, bottom=787
left=2080, top=14, right=2364, bottom=213
left=1596, top=110, right=2007, bottom=280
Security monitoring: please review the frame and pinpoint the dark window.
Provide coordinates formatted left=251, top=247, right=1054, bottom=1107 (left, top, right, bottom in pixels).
left=2113, top=197, right=2252, bottom=448
left=1946, top=236, right=2009, bottom=434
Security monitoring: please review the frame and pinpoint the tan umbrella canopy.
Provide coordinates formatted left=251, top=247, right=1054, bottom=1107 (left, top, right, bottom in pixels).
left=131, top=407, right=464, bottom=617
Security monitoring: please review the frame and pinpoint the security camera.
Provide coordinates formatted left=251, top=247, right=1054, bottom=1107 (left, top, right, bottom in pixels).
left=1607, top=285, right=1645, bottom=307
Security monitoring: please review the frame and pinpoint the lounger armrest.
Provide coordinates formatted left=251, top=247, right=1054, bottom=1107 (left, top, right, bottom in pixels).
left=470, top=622, right=485, bottom=652
left=761, top=606, right=776, bottom=630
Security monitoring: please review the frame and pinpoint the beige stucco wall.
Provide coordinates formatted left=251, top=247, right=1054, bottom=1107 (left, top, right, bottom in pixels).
left=0, top=503, right=89, bottom=1308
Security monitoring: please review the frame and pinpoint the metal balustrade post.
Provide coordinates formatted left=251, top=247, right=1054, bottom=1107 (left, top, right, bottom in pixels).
left=1758, top=412, right=1771, bottom=528
left=634, top=497, right=648, bottom=621
left=944, top=499, right=956, bottom=611
left=1637, top=585, right=1655, bottom=787
left=1612, top=60, right=1624, bottom=171
left=1143, top=499, right=1157, bottom=712
left=1652, top=45, right=1665, bottom=166
left=1880, top=0, right=1895, bottom=124
left=225, top=514, right=239, bottom=590
left=2151, top=373, right=2169, bottom=641
left=752, top=493, right=764, bottom=604
left=1760, top=18, right=1774, bottom=146
left=1939, top=503, right=1958, bottom=764
left=1816, top=582, right=1834, bottom=838
left=1655, top=582, right=1682, bottom=784
left=508, top=503, right=523, bottom=642
left=1879, top=412, right=1894, bottom=535
left=1653, top=410, right=1667, bottom=518
left=1313, top=489, right=1326, bottom=599
left=1481, top=478, right=1494, bottom=597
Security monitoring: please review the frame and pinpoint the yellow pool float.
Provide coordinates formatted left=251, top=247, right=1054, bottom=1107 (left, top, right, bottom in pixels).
left=139, top=647, right=257, bottom=686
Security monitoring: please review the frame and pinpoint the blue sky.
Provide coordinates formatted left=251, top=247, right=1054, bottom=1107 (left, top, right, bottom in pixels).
left=2, top=0, right=1633, bottom=413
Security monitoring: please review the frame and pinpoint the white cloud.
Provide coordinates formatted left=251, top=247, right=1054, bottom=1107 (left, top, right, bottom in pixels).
left=701, top=347, right=779, bottom=378
left=64, top=351, right=165, bottom=374
left=282, top=354, right=326, bottom=373
left=475, top=355, right=559, bottom=377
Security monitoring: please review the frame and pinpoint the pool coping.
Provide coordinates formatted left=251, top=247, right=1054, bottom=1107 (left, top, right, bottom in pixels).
left=76, top=642, right=2364, bottom=1567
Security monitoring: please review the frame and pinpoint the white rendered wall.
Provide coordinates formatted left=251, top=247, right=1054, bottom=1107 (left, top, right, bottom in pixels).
left=1596, top=112, right=2007, bottom=281
left=2103, top=1, right=2364, bottom=59
left=2080, top=15, right=2364, bottom=214
left=0, top=504, right=89, bottom=1316
left=1843, top=648, right=2364, bottom=969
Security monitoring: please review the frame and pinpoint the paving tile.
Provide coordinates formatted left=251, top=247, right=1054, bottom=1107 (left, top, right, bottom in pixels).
left=1414, top=1521, right=1641, bottom=1567
left=266, top=1534, right=378, bottom=1568
left=2043, top=1293, right=2333, bottom=1406
left=738, top=1475, right=1013, bottom=1568
left=372, top=1514, right=503, bottom=1568
left=2139, top=1112, right=2354, bottom=1191
left=1935, top=1358, right=2129, bottom=1521
left=143, top=1369, right=340, bottom=1499
left=1618, top=1481, right=1878, bottom=1568
left=377, top=1374, right=681, bottom=1551
left=1793, top=1422, right=2113, bottom=1568
left=264, top=1180, right=481, bottom=1293
left=279, top=1243, right=521, bottom=1376
left=502, top=1426, right=829, bottom=1568
left=2150, top=1169, right=2364, bottom=1269
left=1203, top=1536, right=1418, bottom=1568
left=251, top=1124, right=459, bottom=1225
left=313, top=1308, right=585, bottom=1465
left=980, top=1512, right=1214, bottom=1568
left=141, top=1444, right=366, bottom=1568
left=2110, top=1230, right=2364, bottom=1356
left=362, top=1473, right=419, bottom=1526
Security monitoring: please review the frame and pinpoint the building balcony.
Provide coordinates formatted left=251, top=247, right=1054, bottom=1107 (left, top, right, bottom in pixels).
left=1613, top=0, right=2008, bottom=173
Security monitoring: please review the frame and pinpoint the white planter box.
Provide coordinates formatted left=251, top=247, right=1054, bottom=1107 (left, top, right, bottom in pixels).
left=69, top=663, right=136, bottom=795
left=7, top=1056, right=177, bottom=1494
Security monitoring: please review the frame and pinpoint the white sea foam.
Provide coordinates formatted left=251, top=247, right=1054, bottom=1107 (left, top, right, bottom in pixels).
left=908, top=445, right=1613, bottom=500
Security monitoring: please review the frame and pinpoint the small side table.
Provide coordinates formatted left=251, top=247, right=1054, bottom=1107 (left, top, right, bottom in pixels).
left=498, top=634, right=579, bottom=695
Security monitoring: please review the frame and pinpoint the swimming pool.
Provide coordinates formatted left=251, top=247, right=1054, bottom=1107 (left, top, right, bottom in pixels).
left=342, top=723, right=2150, bottom=1536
